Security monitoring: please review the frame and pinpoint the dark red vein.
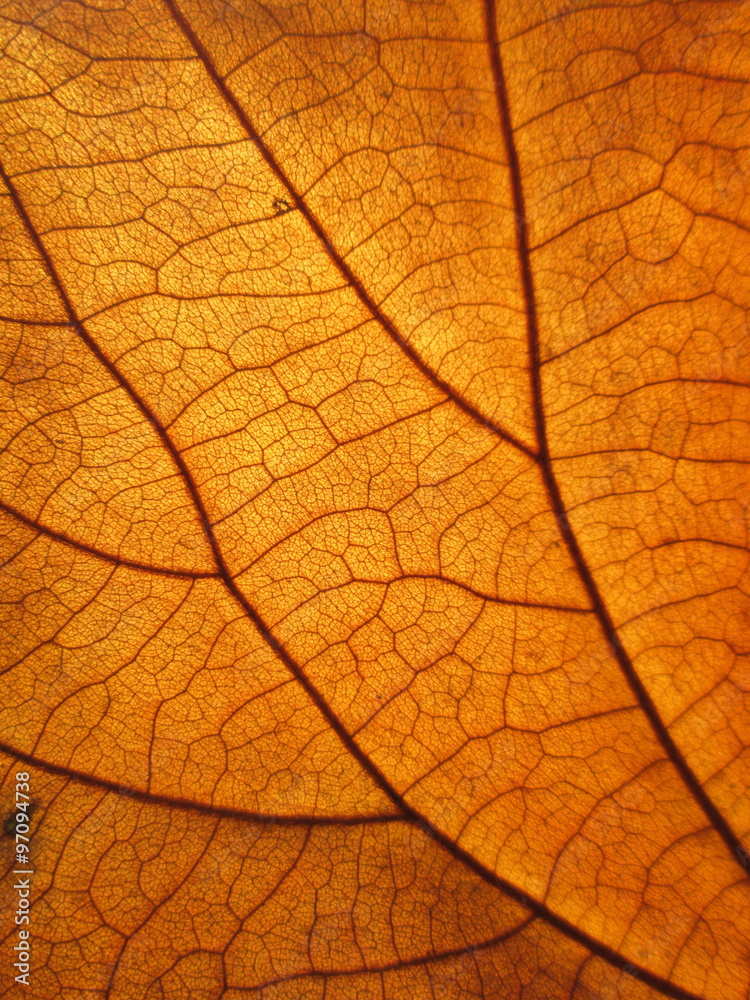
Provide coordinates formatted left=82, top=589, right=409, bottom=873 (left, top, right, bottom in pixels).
left=0, top=313, right=72, bottom=327
left=0, top=166, right=226, bottom=576
left=0, top=498, right=218, bottom=579
left=0, top=739, right=398, bottom=826
left=482, top=0, right=749, bottom=882
left=228, top=916, right=537, bottom=991
left=161, top=0, right=537, bottom=462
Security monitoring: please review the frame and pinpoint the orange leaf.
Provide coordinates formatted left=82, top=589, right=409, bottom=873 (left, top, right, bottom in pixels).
left=0, top=1, right=748, bottom=998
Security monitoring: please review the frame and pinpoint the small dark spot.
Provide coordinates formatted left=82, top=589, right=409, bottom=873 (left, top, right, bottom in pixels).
left=272, top=197, right=292, bottom=216
left=417, top=820, right=434, bottom=839
left=114, top=784, right=137, bottom=799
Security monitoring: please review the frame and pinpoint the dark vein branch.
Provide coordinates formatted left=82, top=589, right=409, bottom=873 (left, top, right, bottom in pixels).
left=161, top=0, right=537, bottom=462
left=0, top=740, right=400, bottom=827
left=0, top=498, right=219, bottom=579
left=228, top=916, right=537, bottom=991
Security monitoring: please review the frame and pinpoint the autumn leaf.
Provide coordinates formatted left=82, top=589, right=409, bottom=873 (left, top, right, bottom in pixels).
left=0, top=0, right=748, bottom=997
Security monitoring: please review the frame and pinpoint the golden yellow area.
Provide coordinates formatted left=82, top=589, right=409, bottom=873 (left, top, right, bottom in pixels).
left=0, top=0, right=748, bottom=997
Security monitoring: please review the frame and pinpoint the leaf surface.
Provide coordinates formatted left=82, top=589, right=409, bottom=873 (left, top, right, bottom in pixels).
left=0, top=1, right=748, bottom=998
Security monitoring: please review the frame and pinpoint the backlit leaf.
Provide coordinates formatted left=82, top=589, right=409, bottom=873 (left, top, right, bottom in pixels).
left=0, top=1, right=748, bottom=998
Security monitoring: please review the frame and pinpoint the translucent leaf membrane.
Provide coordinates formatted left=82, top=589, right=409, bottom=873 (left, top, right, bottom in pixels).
left=0, top=0, right=748, bottom=998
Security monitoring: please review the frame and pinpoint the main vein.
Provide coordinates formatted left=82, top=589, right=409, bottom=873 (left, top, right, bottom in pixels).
left=481, top=0, right=748, bottom=879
